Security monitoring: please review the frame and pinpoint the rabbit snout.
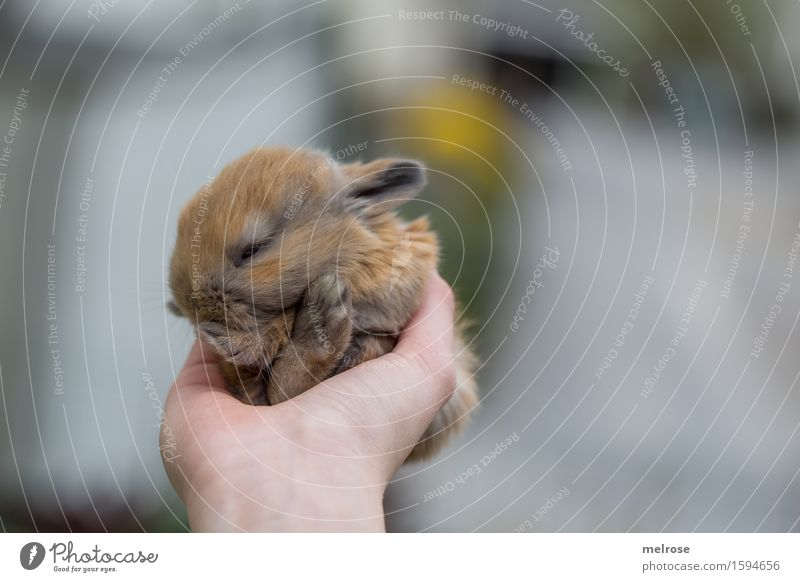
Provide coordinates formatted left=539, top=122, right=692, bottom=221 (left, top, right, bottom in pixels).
left=191, top=281, right=297, bottom=368
left=197, top=321, right=265, bottom=368
left=196, top=314, right=293, bottom=369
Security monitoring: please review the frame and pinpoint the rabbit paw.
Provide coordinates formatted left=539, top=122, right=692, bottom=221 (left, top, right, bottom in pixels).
left=293, top=272, right=353, bottom=361
left=266, top=273, right=353, bottom=404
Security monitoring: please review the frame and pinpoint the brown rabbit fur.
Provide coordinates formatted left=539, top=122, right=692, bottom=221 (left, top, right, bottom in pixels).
left=168, top=146, right=478, bottom=461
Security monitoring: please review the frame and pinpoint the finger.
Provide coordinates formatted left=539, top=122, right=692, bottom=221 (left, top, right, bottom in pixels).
left=173, top=339, right=231, bottom=397
left=161, top=340, right=239, bottom=498
left=162, top=340, right=237, bottom=447
left=394, top=271, right=456, bottom=382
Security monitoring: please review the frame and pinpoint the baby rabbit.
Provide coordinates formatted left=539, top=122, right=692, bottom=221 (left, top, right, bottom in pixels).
left=168, top=146, right=478, bottom=460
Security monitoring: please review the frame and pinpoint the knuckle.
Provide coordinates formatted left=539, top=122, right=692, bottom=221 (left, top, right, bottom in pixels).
left=440, top=359, right=458, bottom=399
left=415, top=347, right=457, bottom=399
left=434, top=277, right=456, bottom=311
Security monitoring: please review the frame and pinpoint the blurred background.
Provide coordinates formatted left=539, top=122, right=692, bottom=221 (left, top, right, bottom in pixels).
left=1, top=0, right=799, bottom=532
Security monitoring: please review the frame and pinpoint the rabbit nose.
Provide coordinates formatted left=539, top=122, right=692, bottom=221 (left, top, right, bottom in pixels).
left=200, top=280, right=245, bottom=305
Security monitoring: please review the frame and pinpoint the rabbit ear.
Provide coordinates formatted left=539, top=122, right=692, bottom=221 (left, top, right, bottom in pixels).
left=339, top=158, right=426, bottom=216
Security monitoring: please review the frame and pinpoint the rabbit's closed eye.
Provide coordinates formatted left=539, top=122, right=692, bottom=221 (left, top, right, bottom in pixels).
left=233, top=238, right=272, bottom=267
left=240, top=242, right=263, bottom=262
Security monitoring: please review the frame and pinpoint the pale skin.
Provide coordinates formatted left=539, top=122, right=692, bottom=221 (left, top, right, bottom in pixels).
left=161, top=273, right=457, bottom=532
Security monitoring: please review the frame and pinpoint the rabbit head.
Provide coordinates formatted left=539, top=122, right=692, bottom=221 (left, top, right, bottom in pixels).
left=168, top=146, right=428, bottom=368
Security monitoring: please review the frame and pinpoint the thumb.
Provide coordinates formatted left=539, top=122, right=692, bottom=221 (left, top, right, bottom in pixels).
left=297, top=272, right=458, bottom=444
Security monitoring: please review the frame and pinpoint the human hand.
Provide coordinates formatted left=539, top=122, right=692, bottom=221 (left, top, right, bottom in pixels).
left=160, top=273, right=457, bottom=531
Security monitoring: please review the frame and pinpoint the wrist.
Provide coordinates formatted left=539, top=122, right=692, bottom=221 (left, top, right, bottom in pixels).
left=185, top=454, right=387, bottom=532
left=186, top=482, right=386, bottom=532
